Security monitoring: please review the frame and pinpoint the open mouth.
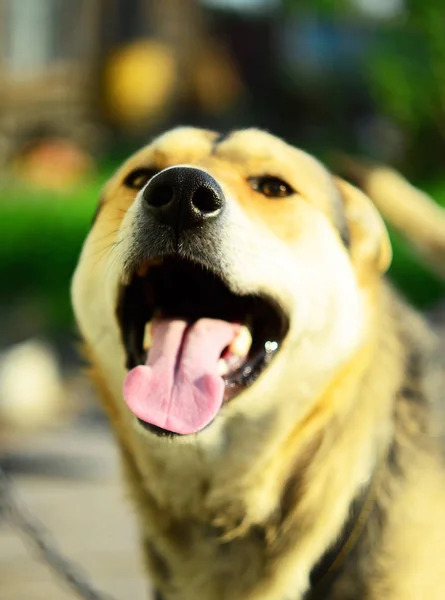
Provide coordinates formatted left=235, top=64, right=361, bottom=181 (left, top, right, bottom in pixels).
left=117, top=257, right=288, bottom=436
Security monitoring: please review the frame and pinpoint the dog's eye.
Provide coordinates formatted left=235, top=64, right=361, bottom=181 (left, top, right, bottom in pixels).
left=123, top=168, right=158, bottom=190
left=249, top=176, right=294, bottom=198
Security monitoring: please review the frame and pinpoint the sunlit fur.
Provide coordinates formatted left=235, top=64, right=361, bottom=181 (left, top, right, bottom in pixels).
left=72, top=128, right=445, bottom=600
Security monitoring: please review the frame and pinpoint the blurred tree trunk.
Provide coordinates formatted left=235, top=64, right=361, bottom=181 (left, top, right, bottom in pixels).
left=146, top=0, right=243, bottom=117
left=147, top=0, right=206, bottom=101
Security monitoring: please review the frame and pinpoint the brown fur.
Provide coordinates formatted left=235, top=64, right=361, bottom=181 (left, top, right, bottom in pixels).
left=72, top=129, right=445, bottom=599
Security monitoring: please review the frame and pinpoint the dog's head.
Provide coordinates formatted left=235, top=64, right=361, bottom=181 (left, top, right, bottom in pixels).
left=72, top=128, right=391, bottom=443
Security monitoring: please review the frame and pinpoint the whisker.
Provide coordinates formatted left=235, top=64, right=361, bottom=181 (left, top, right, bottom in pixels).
left=104, top=239, right=126, bottom=279
left=88, top=239, right=120, bottom=260
left=89, top=229, right=120, bottom=246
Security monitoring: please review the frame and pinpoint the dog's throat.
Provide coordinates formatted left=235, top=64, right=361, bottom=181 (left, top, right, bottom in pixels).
left=123, top=317, right=240, bottom=434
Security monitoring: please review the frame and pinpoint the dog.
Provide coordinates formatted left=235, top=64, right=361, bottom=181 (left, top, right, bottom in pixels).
left=72, top=128, right=445, bottom=600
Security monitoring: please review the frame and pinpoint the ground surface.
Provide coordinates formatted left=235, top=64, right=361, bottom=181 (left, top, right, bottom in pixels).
left=0, top=421, right=150, bottom=600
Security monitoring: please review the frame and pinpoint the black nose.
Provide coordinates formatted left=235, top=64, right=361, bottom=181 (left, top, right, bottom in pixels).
left=142, top=166, right=224, bottom=232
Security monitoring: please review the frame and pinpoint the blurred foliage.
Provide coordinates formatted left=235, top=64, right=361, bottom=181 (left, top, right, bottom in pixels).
left=369, top=7, right=445, bottom=169
left=0, top=176, right=107, bottom=332
left=284, top=0, right=445, bottom=175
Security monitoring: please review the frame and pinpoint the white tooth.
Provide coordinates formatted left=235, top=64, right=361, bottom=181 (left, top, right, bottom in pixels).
left=225, top=353, right=243, bottom=371
left=217, top=358, right=229, bottom=376
left=143, top=322, right=153, bottom=349
left=229, top=326, right=252, bottom=358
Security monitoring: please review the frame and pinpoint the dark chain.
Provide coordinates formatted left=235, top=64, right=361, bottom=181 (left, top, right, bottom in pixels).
left=0, top=464, right=117, bottom=600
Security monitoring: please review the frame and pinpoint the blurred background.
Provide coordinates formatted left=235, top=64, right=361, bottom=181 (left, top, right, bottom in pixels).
left=0, top=1, right=444, bottom=598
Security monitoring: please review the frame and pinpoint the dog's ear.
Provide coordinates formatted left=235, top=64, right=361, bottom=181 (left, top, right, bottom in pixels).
left=335, top=177, right=392, bottom=275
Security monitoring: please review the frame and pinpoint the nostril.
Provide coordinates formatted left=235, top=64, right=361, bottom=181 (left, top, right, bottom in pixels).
left=142, top=167, right=224, bottom=230
left=147, top=184, right=174, bottom=208
left=192, top=187, right=221, bottom=214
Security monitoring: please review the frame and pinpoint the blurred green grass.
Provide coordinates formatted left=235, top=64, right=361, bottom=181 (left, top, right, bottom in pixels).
left=0, top=174, right=109, bottom=331
left=0, top=171, right=444, bottom=334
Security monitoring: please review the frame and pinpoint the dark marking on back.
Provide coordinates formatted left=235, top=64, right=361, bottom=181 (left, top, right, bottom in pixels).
left=399, top=385, right=424, bottom=404
left=397, top=341, right=427, bottom=409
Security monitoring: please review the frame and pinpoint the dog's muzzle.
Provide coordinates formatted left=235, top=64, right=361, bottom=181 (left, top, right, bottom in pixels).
left=118, top=166, right=289, bottom=437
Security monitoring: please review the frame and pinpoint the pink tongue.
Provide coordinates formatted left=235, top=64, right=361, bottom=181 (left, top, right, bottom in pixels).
left=123, top=318, right=239, bottom=434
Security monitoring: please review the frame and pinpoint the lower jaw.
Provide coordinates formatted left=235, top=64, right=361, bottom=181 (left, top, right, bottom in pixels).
left=137, top=419, right=180, bottom=437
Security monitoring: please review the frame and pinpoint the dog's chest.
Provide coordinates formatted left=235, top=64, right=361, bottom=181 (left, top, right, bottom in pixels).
left=145, top=517, right=308, bottom=600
